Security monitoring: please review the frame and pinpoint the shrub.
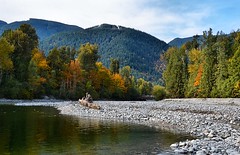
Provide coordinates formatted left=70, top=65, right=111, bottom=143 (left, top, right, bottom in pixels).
left=152, top=85, right=166, bottom=101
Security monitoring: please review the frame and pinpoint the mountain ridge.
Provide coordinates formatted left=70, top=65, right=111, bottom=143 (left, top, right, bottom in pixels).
left=40, top=22, right=169, bottom=82
left=0, top=18, right=196, bottom=46
left=0, top=20, right=7, bottom=27
left=0, top=18, right=83, bottom=40
left=0, top=18, right=171, bottom=82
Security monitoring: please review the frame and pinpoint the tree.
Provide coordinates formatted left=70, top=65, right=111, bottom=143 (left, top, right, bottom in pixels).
left=152, top=85, right=166, bottom=100
left=200, top=28, right=218, bottom=97
left=19, top=24, right=38, bottom=49
left=185, top=49, right=204, bottom=97
left=120, top=66, right=140, bottom=100
left=2, top=24, right=38, bottom=83
left=77, top=43, right=99, bottom=71
left=185, top=35, right=200, bottom=51
left=28, top=48, right=49, bottom=98
left=90, top=62, right=112, bottom=98
left=111, top=73, right=126, bottom=99
left=46, top=47, right=67, bottom=97
left=60, top=60, right=83, bottom=99
left=110, top=58, right=120, bottom=74
left=120, top=66, right=131, bottom=86
left=223, top=47, right=240, bottom=97
left=211, top=34, right=233, bottom=97
left=137, top=78, right=152, bottom=95
left=163, top=47, right=188, bottom=98
left=0, top=38, right=14, bottom=84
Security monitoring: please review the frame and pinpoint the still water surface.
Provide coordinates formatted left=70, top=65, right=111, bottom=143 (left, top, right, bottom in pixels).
left=0, top=104, right=191, bottom=154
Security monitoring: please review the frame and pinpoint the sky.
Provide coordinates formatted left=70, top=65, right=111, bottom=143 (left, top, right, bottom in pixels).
left=1, top=0, right=240, bottom=42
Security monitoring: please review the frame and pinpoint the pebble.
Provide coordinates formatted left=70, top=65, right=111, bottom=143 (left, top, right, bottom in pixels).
left=55, top=98, right=240, bottom=154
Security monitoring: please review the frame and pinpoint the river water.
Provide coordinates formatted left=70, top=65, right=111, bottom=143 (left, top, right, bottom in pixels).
left=0, top=103, right=192, bottom=154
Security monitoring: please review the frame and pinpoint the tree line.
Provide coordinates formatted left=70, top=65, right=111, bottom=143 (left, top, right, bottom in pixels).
left=0, top=24, right=165, bottom=100
left=163, top=28, right=240, bottom=98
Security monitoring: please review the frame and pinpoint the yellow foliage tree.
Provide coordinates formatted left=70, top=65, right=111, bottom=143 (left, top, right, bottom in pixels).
left=186, top=49, right=204, bottom=97
left=28, top=48, right=50, bottom=97
left=0, top=38, right=14, bottom=84
left=62, top=60, right=82, bottom=94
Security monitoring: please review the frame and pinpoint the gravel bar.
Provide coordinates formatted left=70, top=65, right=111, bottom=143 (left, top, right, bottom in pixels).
left=56, top=98, right=240, bottom=155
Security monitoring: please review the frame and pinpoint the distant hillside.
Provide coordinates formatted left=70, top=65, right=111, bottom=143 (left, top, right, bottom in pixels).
left=168, top=37, right=193, bottom=47
left=0, top=18, right=83, bottom=40
left=0, top=20, right=7, bottom=27
left=168, top=35, right=204, bottom=48
left=0, top=19, right=168, bottom=82
left=40, top=24, right=169, bottom=82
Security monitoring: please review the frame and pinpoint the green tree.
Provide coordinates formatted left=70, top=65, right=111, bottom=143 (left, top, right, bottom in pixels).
left=3, top=30, right=30, bottom=82
left=120, top=66, right=132, bottom=87
left=2, top=24, right=38, bottom=83
left=163, top=47, right=188, bottom=98
left=200, top=28, right=218, bottom=97
left=137, top=78, right=152, bottom=95
left=77, top=43, right=99, bottom=71
left=211, top=34, right=233, bottom=97
left=0, top=38, right=14, bottom=84
left=185, top=35, right=200, bottom=51
left=110, top=58, right=120, bottom=74
left=120, top=66, right=140, bottom=100
left=19, top=24, right=38, bottom=50
left=223, top=47, right=240, bottom=97
left=28, top=48, right=49, bottom=98
left=46, top=47, right=72, bottom=97
left=152, top=85, right=166, bottom=100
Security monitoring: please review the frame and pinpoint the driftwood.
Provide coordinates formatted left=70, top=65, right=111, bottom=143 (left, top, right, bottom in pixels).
left=78, top=99, right=101, bottom=110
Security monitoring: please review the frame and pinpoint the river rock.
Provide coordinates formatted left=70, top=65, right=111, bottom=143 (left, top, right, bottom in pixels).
left=55, top=98, right=240, bottom=155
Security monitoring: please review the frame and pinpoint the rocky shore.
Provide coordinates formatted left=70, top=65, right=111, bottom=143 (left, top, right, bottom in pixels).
left=56, top=98, right=240, bottom=155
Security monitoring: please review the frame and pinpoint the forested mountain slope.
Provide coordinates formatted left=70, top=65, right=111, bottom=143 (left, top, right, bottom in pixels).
left=168, top=35, right=204, bottom=48
left=40, top=24, right=169, bottom=82
left=0, top=19, right=169, bottom=82
left=0, top=18, right=83, bottom=40
left=0, top=20, right=7, bottom=27
left=168, top=37, right=193, bottom=47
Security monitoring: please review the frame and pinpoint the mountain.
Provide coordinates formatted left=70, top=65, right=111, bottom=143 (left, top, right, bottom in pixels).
left=168, top=37, right=194, bottom=47
left=0, top=20, right=7, bottom=27
left=168, top=35, right=204, bottom=48
left=0, top=18, right=83, bottom=40
left=0, top=19, right=169, bottom=83
left=40, top=23, right=169, bottom=82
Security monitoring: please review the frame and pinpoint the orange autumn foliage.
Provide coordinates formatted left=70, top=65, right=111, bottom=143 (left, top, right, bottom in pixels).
left=89, top=62, right=127, bottom=94
left=63, top=60, right=82, bottom=91
left=194, top=64, right=203, bottom=87
left=32, top=50, right=49, bottom=70
left=111, top=73, right=127, bottom=93
left=29, top=49, right=50, bottom=87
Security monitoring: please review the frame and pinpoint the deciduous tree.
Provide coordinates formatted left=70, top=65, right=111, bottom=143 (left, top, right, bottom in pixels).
left=0, top=38, right=14, bottom=84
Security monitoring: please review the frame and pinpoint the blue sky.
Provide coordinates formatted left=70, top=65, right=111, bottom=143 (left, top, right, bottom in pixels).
left=1, top=0, right=240, bottom=42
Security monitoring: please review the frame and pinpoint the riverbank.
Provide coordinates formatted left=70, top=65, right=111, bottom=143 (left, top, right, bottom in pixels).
left=56, top=98, right=240, bottom=154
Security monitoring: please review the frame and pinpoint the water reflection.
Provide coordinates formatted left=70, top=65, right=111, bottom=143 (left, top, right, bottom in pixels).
left=0, top=104, right=191, bottom=154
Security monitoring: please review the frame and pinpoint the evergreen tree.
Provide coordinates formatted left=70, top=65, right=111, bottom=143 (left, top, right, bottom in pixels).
left=163, top=47, right=188, bottom=97
left=2, top=24, right=38, bottom=82
left=224, top=46, right=240, bottom=97
left=211, top=34, right=233, bottom=97
left=200, top=28, right=218, bottom=97
left=110, top=58, right=120, bottom=74
left=19, top=24, right=38, bottom=50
